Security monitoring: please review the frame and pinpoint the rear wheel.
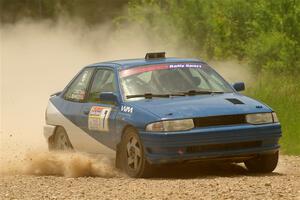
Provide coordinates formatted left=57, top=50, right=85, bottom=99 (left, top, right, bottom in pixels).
left=119, top=127, right=152, bottom=178
left=244, top=151, right=279, bottom=173
left=51, top=126, right=73, bottom=151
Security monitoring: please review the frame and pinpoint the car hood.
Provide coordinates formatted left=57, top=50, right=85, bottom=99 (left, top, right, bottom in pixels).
left=128, top=93, right=272, bottom=119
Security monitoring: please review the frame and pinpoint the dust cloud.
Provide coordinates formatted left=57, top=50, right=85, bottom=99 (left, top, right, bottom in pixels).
left=0, top=18, right=252, bottom=177
left=0, top=19, right=169, bottom=176
left=1, top=151, right=117, bottom=178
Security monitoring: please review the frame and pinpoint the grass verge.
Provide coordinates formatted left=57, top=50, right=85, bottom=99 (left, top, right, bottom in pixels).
left=246, top=73, right=300, bottom=155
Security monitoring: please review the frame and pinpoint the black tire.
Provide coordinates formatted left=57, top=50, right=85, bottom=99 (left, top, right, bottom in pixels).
left=50, top=126, right=73, bottom=151
left=244, top=151, right=279, bottom=173
left=119, top=127, right=152, bottom=178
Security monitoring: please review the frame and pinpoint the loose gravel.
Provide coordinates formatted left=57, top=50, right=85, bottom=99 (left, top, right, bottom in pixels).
left=1, top=155, right=300, bottom=200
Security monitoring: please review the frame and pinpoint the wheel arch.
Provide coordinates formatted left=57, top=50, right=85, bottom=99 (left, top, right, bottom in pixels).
left=47, top=125, right=72, bottom=150
left=121, top=124, right=138, bottom=139
left=116, top=124, right=138, bottom=149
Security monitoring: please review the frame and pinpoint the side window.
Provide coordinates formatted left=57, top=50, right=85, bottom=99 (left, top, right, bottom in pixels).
left=64, top=68, right=94, bottom=102
left=87, top=69, right=117, bottom=103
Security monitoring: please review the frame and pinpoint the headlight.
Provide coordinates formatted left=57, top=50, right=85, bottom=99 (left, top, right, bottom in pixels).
left=246, top=112, right=278, bottom=124
left=146, top=119, right=194, bottom=132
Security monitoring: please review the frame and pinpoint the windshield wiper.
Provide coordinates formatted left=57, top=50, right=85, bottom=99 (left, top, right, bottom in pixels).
left=126, top=90, right=224, bottom=99
left=181, top=90, right=224, bottom=96
left=126, top=93, right=171, bottom=99
left=211, top=91, right=224, bottom=94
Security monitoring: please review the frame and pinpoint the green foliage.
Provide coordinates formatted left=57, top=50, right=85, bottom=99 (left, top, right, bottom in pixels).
left=125, top=1, right=300, bottom=154
left=2, top=0, right=299, bottom=71
left=124, top=0, right=300, bottom=74
left=246, top=32, right=299, bottom=73
left=246, top=73, right=300, bottom=155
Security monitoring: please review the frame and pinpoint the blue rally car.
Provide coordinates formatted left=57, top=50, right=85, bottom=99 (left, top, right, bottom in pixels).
left=44, top=52, right=281, bottom=177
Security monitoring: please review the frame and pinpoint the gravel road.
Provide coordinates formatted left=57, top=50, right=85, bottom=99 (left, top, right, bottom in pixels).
left=1, top=155, right=300, bottom=200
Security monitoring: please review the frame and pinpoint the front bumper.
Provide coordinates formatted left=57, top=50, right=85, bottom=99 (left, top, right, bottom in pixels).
left=139, top=123, right=281, bottom=164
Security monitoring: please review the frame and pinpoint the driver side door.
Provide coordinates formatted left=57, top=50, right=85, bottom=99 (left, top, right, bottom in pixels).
left=78, top=68, right=119, bottom=152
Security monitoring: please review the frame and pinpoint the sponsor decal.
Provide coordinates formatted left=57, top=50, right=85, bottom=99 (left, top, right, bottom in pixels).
left=88, top=106, right=112, bottom=132
left=169, top=63, right=202, bottom=68
left=119, top=63, right=202, bottom=77
left=121, top=105, right=133, bottom=114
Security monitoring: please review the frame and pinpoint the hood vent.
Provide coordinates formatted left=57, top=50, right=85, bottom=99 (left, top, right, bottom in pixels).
left=226, top=98, right=244, bottom=105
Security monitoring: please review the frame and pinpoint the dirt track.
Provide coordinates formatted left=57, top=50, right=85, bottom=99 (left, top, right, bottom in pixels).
left=1, top=155, right=300, bottom=200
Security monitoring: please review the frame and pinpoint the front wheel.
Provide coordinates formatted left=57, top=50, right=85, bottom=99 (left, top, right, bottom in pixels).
left=119, top=127, right=152, bottom=178
left=244, top=151, right=279, bottom=173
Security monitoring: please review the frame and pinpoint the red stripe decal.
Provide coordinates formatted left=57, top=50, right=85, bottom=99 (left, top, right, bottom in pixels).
left=120, top=64, right=169, bottom=78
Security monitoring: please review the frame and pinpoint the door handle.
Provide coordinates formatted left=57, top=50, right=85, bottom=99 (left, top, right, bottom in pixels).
left=83, top=109, right=90, bottom=115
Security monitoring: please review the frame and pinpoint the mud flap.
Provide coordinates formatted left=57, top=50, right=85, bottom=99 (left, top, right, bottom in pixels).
left=115, top=143, right=123, bottom=169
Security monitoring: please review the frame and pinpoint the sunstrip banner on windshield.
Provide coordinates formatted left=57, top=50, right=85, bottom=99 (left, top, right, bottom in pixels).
left=119, top=63, right=202, bottom=78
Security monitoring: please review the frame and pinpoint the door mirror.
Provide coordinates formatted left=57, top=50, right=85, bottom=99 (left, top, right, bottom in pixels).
left=99, top=92, right=119, bottom=105
left=232, top=82, right=245, bottom=92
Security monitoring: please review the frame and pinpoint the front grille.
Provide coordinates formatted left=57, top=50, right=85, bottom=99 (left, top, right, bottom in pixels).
left=193, top=114, right=246, bottom=127
left=186, top=141, right=262, bottom=154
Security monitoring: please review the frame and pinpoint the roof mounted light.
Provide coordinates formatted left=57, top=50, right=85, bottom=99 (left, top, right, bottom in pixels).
left=145, top=52, right=166, bottom=60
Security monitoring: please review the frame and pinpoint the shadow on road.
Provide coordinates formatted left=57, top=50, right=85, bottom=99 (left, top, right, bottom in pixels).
left=149, top=162, right=283, bottom=179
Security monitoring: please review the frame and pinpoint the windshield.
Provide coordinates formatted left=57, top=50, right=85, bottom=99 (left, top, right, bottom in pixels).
left=119, top=63, right=234, bottom=100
